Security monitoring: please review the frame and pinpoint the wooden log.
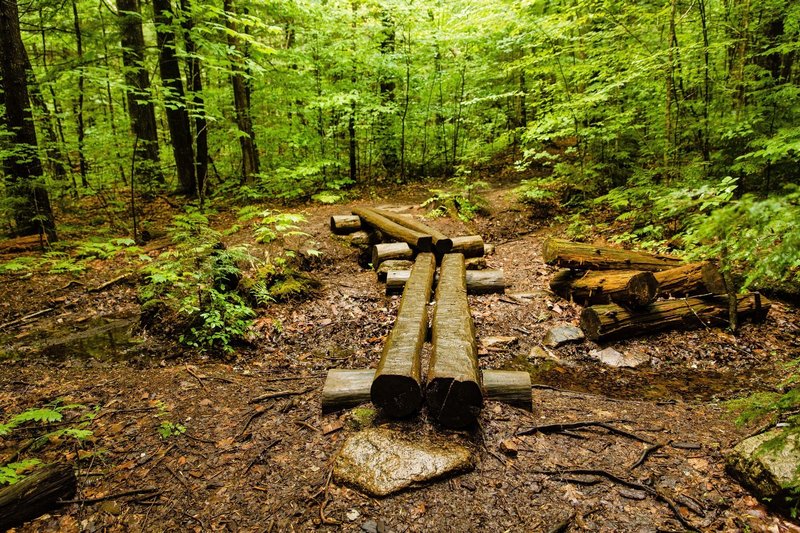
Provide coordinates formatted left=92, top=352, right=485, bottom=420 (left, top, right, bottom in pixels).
left=450, top=235, right=485, bottom=258
left=385, top=269, right=505, bottom=295
left=349, top=230, right=378, bottom=247
left=371, top=242, right=413, bottom=268
left=465, top=257, right=487, bottom=270
left=371, top=253, right=436, bottom=417
left=0, top=234, right=48, bottom=254
left=579, top=293, right=771, bottom=342
left=321, top=370, right=531, bottom=413
left=542, top=238, right=683, bottom=272
left=654, top=261, right=726, bottom=297
left=426, top=253, right=483, bottom=428
left=550, top=269, right=658, bottom=307
left=376, top=259, right=414, bottom=282
left=330, top=215, right=362, bottom=235
left=352, top=207, right=433, bottom=252
left=372, top=208, right=453, bottom=254
left=0, top=463, right=76, bottom=530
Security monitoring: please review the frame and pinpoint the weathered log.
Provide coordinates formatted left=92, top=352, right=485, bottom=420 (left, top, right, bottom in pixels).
left=579, top=293, right=770, bottom=342
left=371, top=253, right=436, bottom=417
left=550, top=269, right=658, bottom=307
left=352, top=207, right=433, bottom=252
left=450, top=235, right=485, bottom=259
left=371, top=242, right=413, bottom=268
left=349, top=230, right=378, bottom=247
left=372, top=208, right=453, bottom=254
left=654, top=261, right=726, bottom=297
left=0, top=234, right=48, bottom=254
left=542, top=238, right=683, bottom=272
left=385, top=269, right=505, bottom=295
left=321, top=370, right=530, bottom=413
left=0, top=463, right=76, bottom=530
left=376, top=260, right=414, bottom=282
left=330, top=215, right=362, bottom=235
left=426, top=254, right=483, bottom=428
left=465, top=257, right=487, bottom=270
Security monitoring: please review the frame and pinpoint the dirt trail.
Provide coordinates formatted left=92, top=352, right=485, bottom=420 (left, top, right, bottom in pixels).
left=1, top=186, right=798, bottom=531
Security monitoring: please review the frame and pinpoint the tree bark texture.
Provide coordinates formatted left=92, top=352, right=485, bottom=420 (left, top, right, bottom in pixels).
left=372, top=208, right=453, bottom=254
left=549, top=269, right=658, bottom=308
left=542, top=238, right=683, bottom=272
left=386, top=269, right=505, bottom=296
left=371, top=253, right=436, bottom=417
left=654, top=261, right=726, bottom=297
left=0, top=463, right=76, bottom=530
left=371, top=242, right=413, bottom=268
left=179, top=0, right=208, bottom=196
left=330, top=215, right=362, bottom=234
left=354, top=207, right=433, bottom=252
left=450, top=235, right=485, bottom=259
left=426, top=253, right=483, bottom=428
left=579, top=293, right=770, bottom=342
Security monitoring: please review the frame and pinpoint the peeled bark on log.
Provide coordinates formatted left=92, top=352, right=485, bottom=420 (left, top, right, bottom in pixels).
left=371, top=253, right=436, bottom=417
left=654, top=261, right=726, bottom=297
left=450, top=235, right=485, bottom=259
left=580, top=293, right=770, bottom=342
left=0, top=463, right=76, bottom=530
left=426, top=254, right=483, bottom=428
left=550, top=269, right=658, bottom=307
left=376, top=260, right=414, bottom=282
left=352, top=207, right=433, bottom=252
left=372, top=208, right=453, bottom=254
left=371, top=242, right=413, bottom=268
left=330, top=215, right=362, bottom=235
left=0, top=234, right=48, bottom=254
left=542, top=238, right=683, bottom=272
left=321, top=369, right=530, bottom=413
left=385, top=269, right=505, bottom=295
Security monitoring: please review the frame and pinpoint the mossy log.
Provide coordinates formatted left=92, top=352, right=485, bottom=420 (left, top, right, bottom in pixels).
left=450, top=235, right=485, bottom=259
left=371, top=242, right=413, bottom=268
left=0, top=234, right=48, bottom=254
left=376, top=259, right=414, bottom=282
left=550, top=269, right=658, bottom=307
left=371, top=253, right=436, bottom=417
left=654, top=261, right=727, bottom=297
left=579, top=293, right=770, bottom=342
left=0, top=463, right=76, bottom=530
left=426, top=254, right=483, bottom=428
left=385, top=269, right=505, bottom=295
left=372, top=208, right=453, bottom=255
left=353, top=207, right=433, bottom=252
left=330, top=215, right=362, bottom=235
left=542, top=238, right=683, bottom=272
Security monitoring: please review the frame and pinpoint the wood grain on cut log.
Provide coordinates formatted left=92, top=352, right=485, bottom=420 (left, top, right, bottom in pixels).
left=580, top=293, right=770, bottom=342
left=481, top=370, right=532, bottom=411
left=372, top=208, right=453, bottom=254
left=376, top=260, right=414, bottom=282
left=426, top=253, right=483, bottom=428
left=371, top=253, right=437, bottom=417
left=371, top=242, right=413, bottom=268
left=330, top=215, right=362, bottom=235
left=550, top=269, right=658, bottom=307
left=0, top=463, right=76, bottom=530
left=385, top=269, right=505, bottom=295
left=0, top=234, right=48, bottom=254
left=450, top=235, right=485, bottom=259
left=654, top=261, right=726, bottom=297
left=542, top=238, right=683, bottom=272
left=352, top=207, right=433, bottom=252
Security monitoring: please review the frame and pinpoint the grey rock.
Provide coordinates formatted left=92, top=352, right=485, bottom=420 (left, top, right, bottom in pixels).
left=588, top=347, right=649, bottom=368
left=542, top=325, right=585, bottom=348
left=334, top=428, right=474, bottom=497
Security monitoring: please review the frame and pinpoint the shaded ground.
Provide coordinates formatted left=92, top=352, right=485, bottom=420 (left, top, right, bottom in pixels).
left=1, top=184, right=799, bottom=531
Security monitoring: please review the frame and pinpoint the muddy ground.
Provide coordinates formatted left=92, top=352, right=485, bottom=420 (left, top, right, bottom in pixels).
left=1, top=184, right=799, bottom=532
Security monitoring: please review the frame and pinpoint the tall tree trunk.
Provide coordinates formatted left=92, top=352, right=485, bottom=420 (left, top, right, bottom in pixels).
left=71, top=0, right=88, bottom=188
left=117, top=0, right=163, bottom=186
left=377, top=9, right=399, bottom=176
left=664, top=0, right=677, bottom=179
left=0, top=0, right=57, bottom=240
left=698, top=0, right=711, bottom=164
left=348, top=1, right=358, bottom=184
left=152, top=0, right=196, bottom=195
left=223, top=0, right=259, bottom=184
left=179, top=0, right=208, bottom=199
left=98, top=3, right=127, bottom=185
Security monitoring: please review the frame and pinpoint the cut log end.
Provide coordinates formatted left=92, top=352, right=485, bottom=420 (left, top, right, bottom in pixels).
left=625, top=272, right=659, bottom=307
left=434, top=238, right=454, bottom=255
left=370, top=376, right=423, bottom=418
left=426, top=378, right=483, bottom=428
left=330, top=215, right=362, bottom=235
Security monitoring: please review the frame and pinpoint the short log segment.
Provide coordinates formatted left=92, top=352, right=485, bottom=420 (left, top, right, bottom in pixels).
left=654, top=261, right=726, bottom=297
left=580, top=293, right=770, bottom=342
left=385, top=269, right=505, bottom=295
left=0, top=463, right=76, bottom=530
left=542, top=238, right=683, bottom=272
left=0, top=234, right=48, bottom=254
left=330, top=215, right=362, bottom=235
left=426, top=253, right=483, bottom=428
left=353, top=207, right=433, bottom=252
left=450, top=235, right=485, bottom=259
left=549, top=269, right=658, bottom=307
left=371, top=242, right=413, bottom=268
left=371, top=253, right=436, bottom=417
left=376, top=259, right=414, bottom=282
left=372, top=208, right=453, bottom=255
left=321, top=370, right=530, bottom=413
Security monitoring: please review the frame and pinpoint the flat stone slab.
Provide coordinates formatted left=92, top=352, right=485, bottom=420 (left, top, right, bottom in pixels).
left=334, top=428, right=474, bottom=497
left=727, top=429, right=800, bottom=509
left=589, top=347, right=649, bottom=368
left=543, top=325, right=585, bottom=348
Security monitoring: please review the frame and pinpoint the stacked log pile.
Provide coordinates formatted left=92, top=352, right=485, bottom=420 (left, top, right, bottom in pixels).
left=543, top=238, right=770, bottom=342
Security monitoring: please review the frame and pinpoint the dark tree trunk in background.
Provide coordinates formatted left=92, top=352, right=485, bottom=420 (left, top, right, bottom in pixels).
left=378, top=9, right=399, bottom=175
left=117, top=0, right=163, bottom=185
left=180, top=0, right=208, bottom=197
left=72, top=0, right=88, bottom=188
left=0, top=0, right=57, bottom=241
left=153, top=0, right=196, bottom=195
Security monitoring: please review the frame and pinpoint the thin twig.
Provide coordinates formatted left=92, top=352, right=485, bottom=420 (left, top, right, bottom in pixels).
left=87, top=273, right=132, bottom=293
left=249, top=387, right=313, bottom=404
left=59, top=487, right=160, bottom=504
left=319, top=468, right=340, bottom=525
left=0, top=307, right=55, bottom=330
left=185, top=366, right=207, bottom=391
left=237, top=407, right=268, bottom=440
left=630, top=442, right=666, bottom=470
left=517, top=420, right=654, bottom=444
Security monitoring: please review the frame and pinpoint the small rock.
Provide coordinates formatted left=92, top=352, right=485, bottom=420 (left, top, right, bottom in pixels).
left=542, top=325, right=585, bottom=348
left=322, top=420, right=344, bottom=435
left=484, top=243, right=496, bottom=256
left=588, top=347, right=649, bottom=368
left=460, top=480, right=476, bottom=492
left=619, top=488, right=647, bottom=500
left=360, top=520, right=378, bottom=533
left=499, top=439, right=519, bottom=457
left=348, top=407, right=377, bottom=430
left=481, top=336, right=518, bottom=349
left=346, top=509, right=360, bottom=521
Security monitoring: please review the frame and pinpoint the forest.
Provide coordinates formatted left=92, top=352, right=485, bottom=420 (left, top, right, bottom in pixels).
left=0, top=0, right=799, bottom=530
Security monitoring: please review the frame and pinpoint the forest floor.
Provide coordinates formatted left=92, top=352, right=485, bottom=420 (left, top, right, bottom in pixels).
left=1, top=181, right=799, bottom=532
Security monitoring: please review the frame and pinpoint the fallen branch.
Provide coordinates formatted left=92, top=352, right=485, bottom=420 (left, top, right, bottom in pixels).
left=248, top=387, right=313, bottom=404
left=0, top=307, right=55, bottom=330
left=87, top=273, right=132, bottom=293
left=59, top=487, right=160, bottom=505
left=517, top=420, right=654, bottom=444
left=185, top=366, right=207, bottom=391
left=630, top=442, right=666, bottom=470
